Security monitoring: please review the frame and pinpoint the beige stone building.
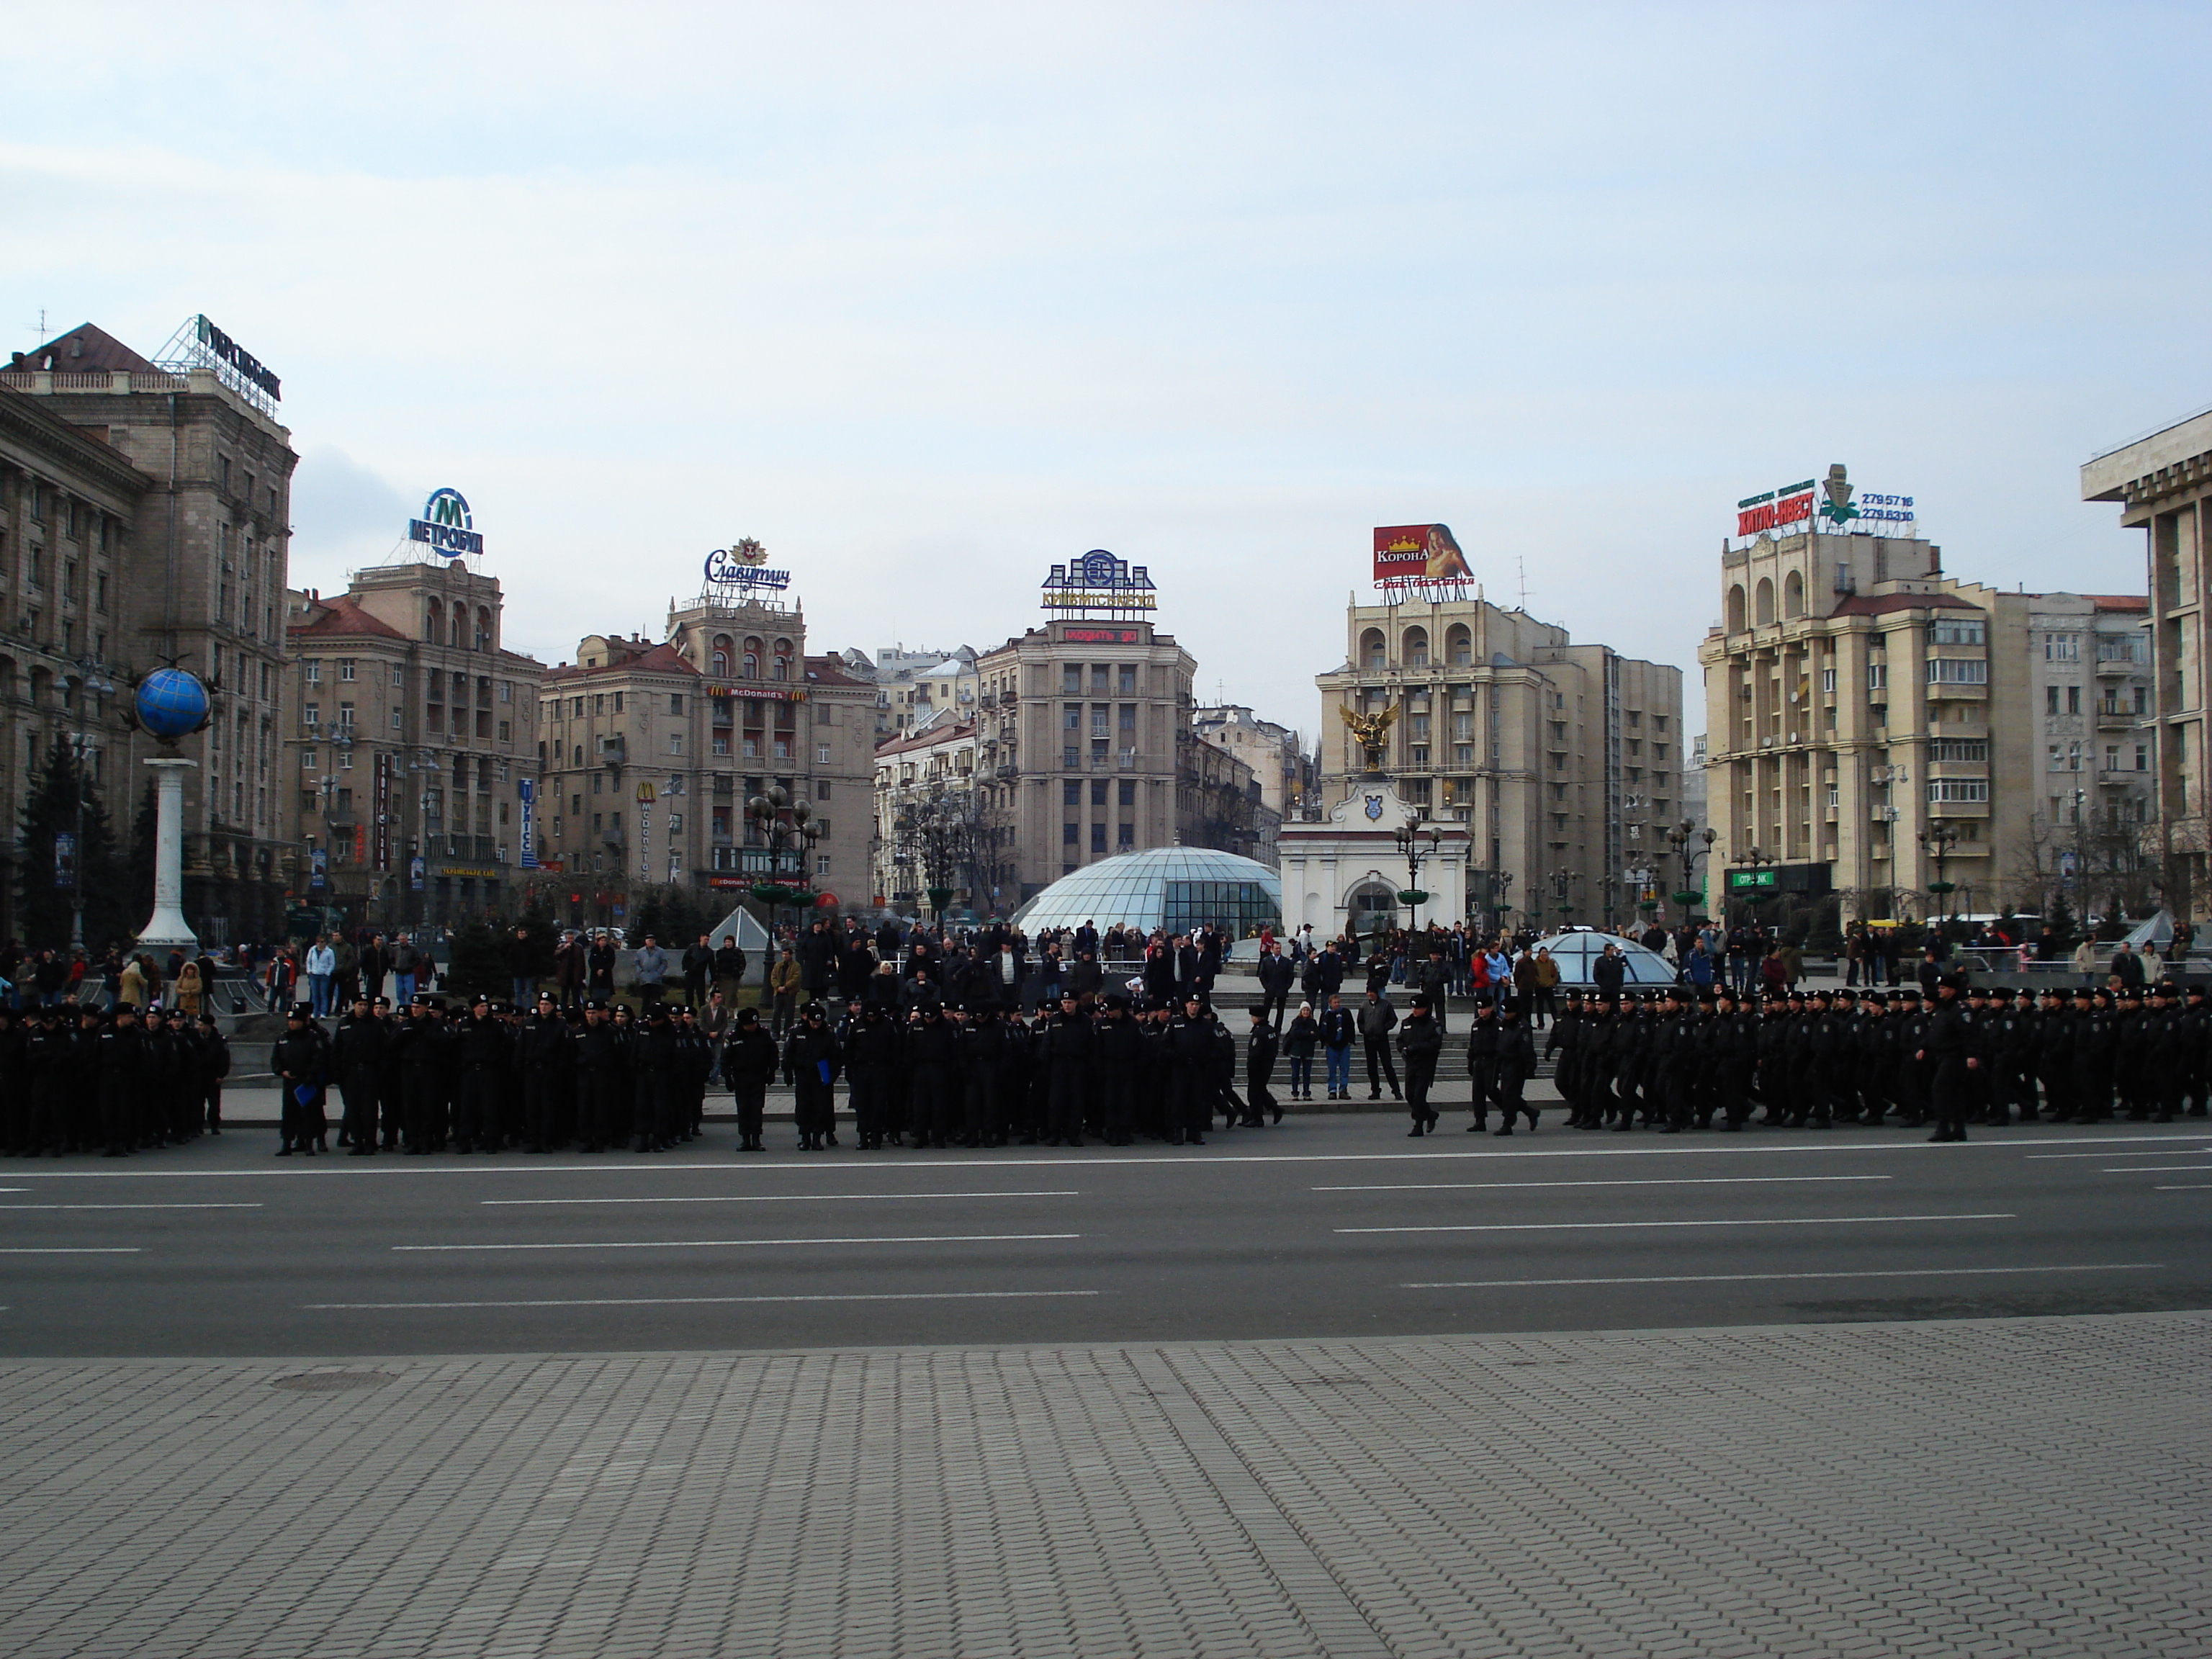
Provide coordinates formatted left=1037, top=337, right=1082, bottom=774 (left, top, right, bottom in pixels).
left=871, top=719, right=988, bottom=910
left=1698, top=493, right=2044, bottom=921
left=1192, top=703, right=1312, bottom=860
left=2082, top=407, right=2212, bottom=917
left=536, top=590, right=875, bottom=929
left=282, top=561, right=545, bottom=930
left=1314, top=595, right=1683, bottom=931
left=974, top=619, right=1258, bottom=904
left=2, top=321, right=297, bottom=943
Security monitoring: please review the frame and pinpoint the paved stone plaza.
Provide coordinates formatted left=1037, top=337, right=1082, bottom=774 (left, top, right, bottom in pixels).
left=1, top=1311, right=2203, bottom=1658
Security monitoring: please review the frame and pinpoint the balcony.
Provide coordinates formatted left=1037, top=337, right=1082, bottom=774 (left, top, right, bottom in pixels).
left=2096, top=703, right=2144, bottom=728
left=2094, top=652, right=2146, bottom=677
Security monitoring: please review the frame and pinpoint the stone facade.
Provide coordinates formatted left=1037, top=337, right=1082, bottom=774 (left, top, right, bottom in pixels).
left=2082, top=407, right=2212, bottom=919
left=536, top=593, right=875, bottom=930
left=1697, top=521, right=2043, bottom=922
left=1315, top=595, right=1683, bottom=931
left=1, top=323, right=297, bottom=944
left=282, top=562, right=545, bottom=931
left=974, top=620, right=1250, bottom=904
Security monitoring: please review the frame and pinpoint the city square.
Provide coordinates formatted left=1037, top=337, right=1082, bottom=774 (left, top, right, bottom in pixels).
left=6, top=5, right=2212, bottom=1655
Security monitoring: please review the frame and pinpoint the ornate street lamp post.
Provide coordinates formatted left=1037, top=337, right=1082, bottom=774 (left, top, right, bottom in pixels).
left=1666, top=819, right=1717, bottom=924
left=1918, top=817, right=1960, bottom=936
left=1393, top=813, right=1442, bottom=934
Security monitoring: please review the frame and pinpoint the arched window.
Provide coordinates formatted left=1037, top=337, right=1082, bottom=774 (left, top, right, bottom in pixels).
left=1783, top=570, right=1805, bottom=619
left=572, top=744, right=583, bottom=766
left=449, top=613, right=462, bottom=648
left=711, top=634, right=733, bottom=678
left=743, top=636, right=763, bottom=678
left=477, top=606, right=493, bottom=650
left=425, top=599, right=443, bottom=644
left=773, top=638, right=793, bottom=682
left=1445, top=624, right=1472, bottom=666
left=1727, top=584, right=1747, bottom=633
left=1360, top=628, right=1387, bottom=671
left=1403, top=626, right=1429, bottom=668
left=1755, top=577, right=1775, bottom=626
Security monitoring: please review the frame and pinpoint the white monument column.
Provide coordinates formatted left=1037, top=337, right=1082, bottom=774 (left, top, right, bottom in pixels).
left=136, top=757, right=199, bottom=950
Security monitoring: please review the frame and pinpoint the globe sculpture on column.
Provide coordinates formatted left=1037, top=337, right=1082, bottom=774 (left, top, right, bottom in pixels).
left=132, top=667, right=210, bottom=952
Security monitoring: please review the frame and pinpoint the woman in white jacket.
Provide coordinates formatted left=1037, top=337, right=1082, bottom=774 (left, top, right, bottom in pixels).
left=305, top=937, right=338, bottom=1017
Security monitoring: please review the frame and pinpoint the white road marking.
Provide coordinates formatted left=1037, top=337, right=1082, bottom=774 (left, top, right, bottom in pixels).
left=393, top=1232, right=1082, bottom=1252
left=22, top=1131, right=2212, bottom=1178
left=305, top=1290, right=1104, bottom=1310
left=1402, top=1262, right=2166, bottom=1288
left=1340, top=1213, right=2014, bottom=1235
left=2102, top=1166, right=2212, bottom=1173
left=0, top=1247, right=141, bottom=1254
left=480, top=1190, right=1079, bottom=1207
left=0, top=1202, right=263, bottom=1211
left=1314, top=1176, right=1892, bottom=1192
left=17, top=1130, right=2212, bottom=1181
left=2154, top=1184, right=2212, bottom=1191
left=2026, top=1143, right=2212, bottom=1159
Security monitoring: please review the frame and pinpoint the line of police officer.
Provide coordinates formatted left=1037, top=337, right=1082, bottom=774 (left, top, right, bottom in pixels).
left=269, top=984, right=1290, bottom=1158
left=1534, top=977, right=2212, bottom=1143
left=0, top=1002, right=233, bottom=1158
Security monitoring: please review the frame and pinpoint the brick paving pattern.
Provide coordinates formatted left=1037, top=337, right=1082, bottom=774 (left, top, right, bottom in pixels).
left=0, top=1313, right=2203, bottom=1658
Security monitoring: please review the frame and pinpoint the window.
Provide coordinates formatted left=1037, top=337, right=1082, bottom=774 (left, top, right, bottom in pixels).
left=2046, top=685, right=2061, bottom=715
left=304, top=661, right=321, bottom=684
left=593, top=694, right=606, bottom=715
left=1063, top=780, right=1081, bottom=806
left=816, top=743, right=831, bottom=765
left=1090, top=779, right=1107, bottom=806
left=669, top=733, right=684, bottom=754
left=1933, top=739, right=1990, bottom=763
left=1118, top=780, right=1136, bottom=806
left=1063, top=822, right=1079, bottom=845
left=1819, top=667, right=1836, bottom=693
left=613, top=692, right=624, bottom=712
left=2045, top=634, right=2078, bottom=662
left=1063, top=665, right=1083, bottom=695
left=1926, top=659, right=1988, bottom=684
left=302, top=703, right=320, bottom=726
left=1866, top=663, right=1887, bottom=691
left=390, top=709, right=403, bottom=729
left=1933, top=619, right=1987, bottom=646
left=1118, top=822, right=1134, bottom=847
left=338, top=660, right=356, bottom=682
left=1118, top=665, right=1137, bottom=694
left=392, top=665, right=405, bottom=688
left=570, top=697, right=583, bottom=717
left=1090, top=822, right=1107, bottom=853
left=337, top=703, right=354, bottom=729
left=302, top=750, right=318, bottom=770
left=668, top=813, right=683, bottom=834
left=2136, top=744, right=2150, bottom=772
left=816, top=780, right=831, bottom=800
left=1065, top=703, right=1082, bottom=730
left=1927, top=779, right=1990, bottom=803
left=817, top=855, right=832, bottom=875
left=669, top=694, right=684, bottom=715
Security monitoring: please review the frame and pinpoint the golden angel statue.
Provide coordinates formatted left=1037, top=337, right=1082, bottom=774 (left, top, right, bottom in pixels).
left=1339, top=702, right=1399, bottom=773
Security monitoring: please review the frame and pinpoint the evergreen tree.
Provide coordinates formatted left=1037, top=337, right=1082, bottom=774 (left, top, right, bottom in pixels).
left=14, top=742, right=128, bottom=953
left=444, top=919, right=505, bottom=998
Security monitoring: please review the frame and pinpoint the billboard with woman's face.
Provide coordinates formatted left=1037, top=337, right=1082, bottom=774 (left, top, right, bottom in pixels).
left=1373, top=523, right=1472, bottom=588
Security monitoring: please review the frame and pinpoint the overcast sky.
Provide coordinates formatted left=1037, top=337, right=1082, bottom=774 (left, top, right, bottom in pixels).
left=6, top=3, right=2208, bottom=742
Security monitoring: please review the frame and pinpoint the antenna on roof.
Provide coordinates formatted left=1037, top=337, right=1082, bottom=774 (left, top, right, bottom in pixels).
left=23, top=308, right=46, bottom=345
left=1516, top=557, right=1528, bottom=611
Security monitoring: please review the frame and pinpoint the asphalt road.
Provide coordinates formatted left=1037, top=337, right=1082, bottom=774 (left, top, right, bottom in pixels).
left=4, top=1115, right=2209, bottom=1357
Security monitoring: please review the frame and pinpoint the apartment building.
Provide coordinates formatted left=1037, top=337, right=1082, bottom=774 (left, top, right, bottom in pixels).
left=2082, top=406, right=2212, bottom=917
left=536, top=593, right=874, bottom=927
left=2, top=320, right=297, bottom=943
left=283, top=561, right=545, bottom=928
left=1314, top=594, right=1683, bottom=929
left=1698, top=469, right=2038, bottom=919
left=972, top=619, right=1246, bottom=903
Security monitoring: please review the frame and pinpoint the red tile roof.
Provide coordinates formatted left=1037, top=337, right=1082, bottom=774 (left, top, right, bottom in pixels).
left=10, top=323, right=158, bottom=376
left=804, top=655, right=866, bottom=688
left=544, top=639, right=698, bottom=683
left=1830, top=591, right=1982, bottom=616
left=874, top=721, right=977, bottom=757
left=291, top=595, right=409, bottom=642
